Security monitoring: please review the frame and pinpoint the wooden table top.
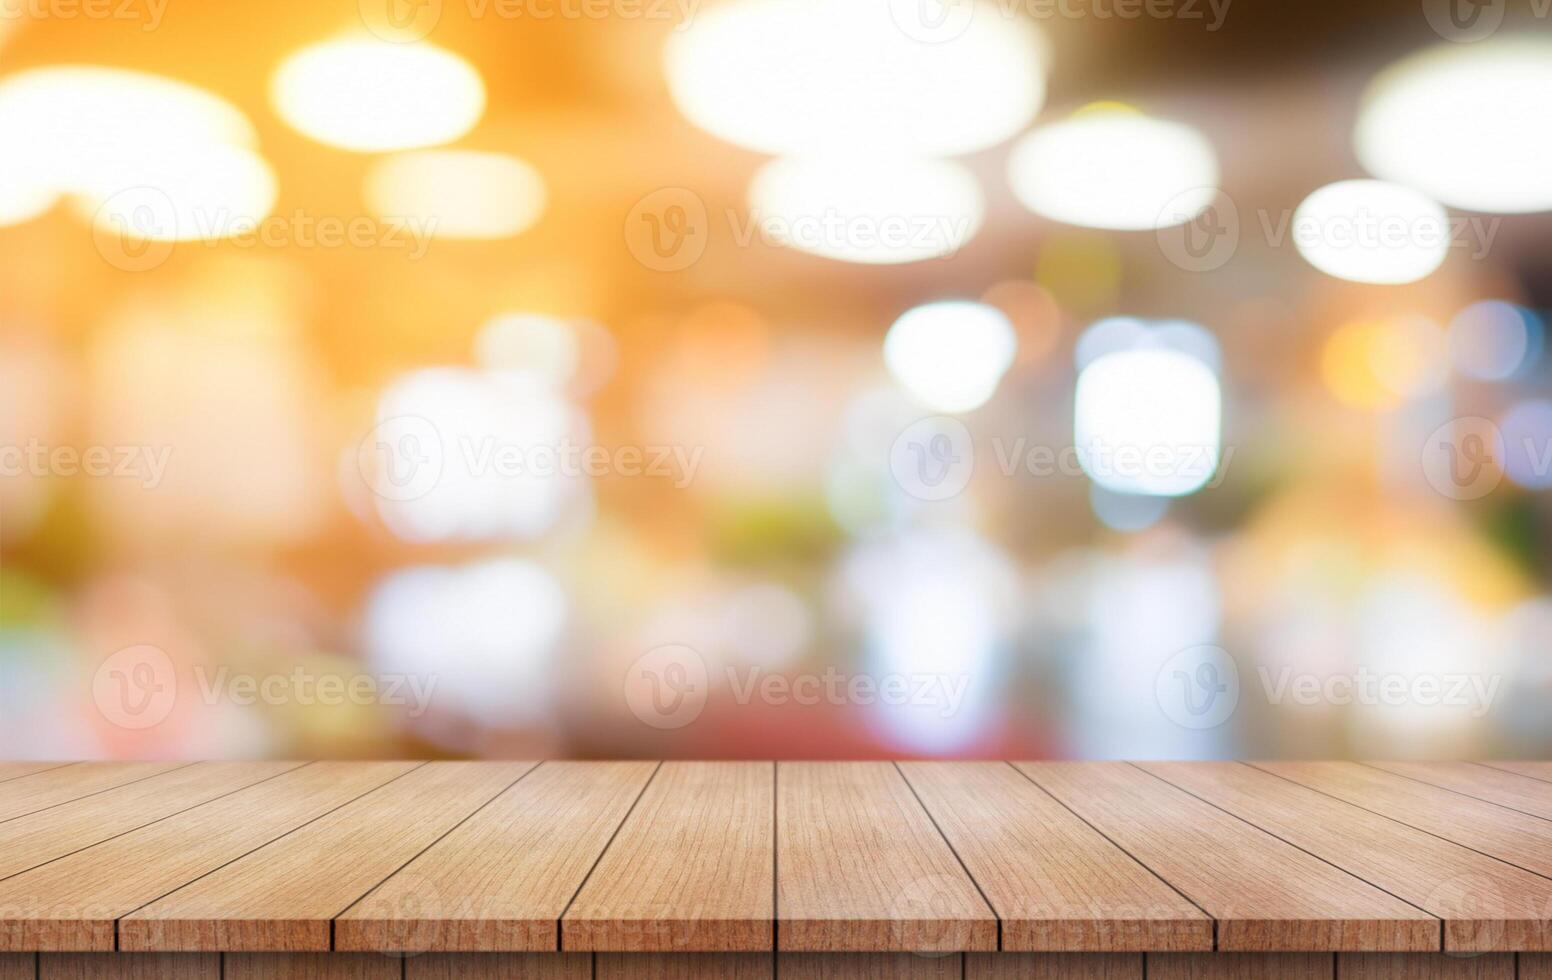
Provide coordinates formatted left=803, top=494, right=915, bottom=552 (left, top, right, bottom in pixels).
left=1, top=761, right=1550, bottom=956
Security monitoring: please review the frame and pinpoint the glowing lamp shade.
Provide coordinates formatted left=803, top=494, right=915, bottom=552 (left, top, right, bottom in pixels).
left=1355, top=38, right=1552, bottom=214
left=272, top=38, right=485, bottom=152
left=664, top=0, right=1045, bottom=157
left=364, top=150, right=545, bottom=239
left=747, top=156, right=984, bottom=264
left=884, top=301, right=1017, bottom=414
left=1292, top=179, right=1448, bottom=285
left=1074, top=348, right=1221, bottom=497
left=1007, top=110, right=1218, bottom=230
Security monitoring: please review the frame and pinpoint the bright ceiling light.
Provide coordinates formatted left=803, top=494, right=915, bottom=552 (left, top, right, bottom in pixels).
left=883, top=301, right=1016, bottom=414
left=1074, top=347, right=1221, bottom=497
left=747, top=156, right=984, bottom=264
left=1007, top=108, right=1218, bottom=230
left=664, top=0, right=1045, bottom=157
left=1355, top=38, right=1552, bottom=214
left=364, top=150, right=546, bottom=239
left=272, top=38, right=485, bottom=152
left=78, top=143, right=277, bottom=242
left=1292, top=179, right=1448, bottom=285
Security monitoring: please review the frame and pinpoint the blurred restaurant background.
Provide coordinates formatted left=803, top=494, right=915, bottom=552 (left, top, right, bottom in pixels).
left=1, top=0, right=1551, bottom=762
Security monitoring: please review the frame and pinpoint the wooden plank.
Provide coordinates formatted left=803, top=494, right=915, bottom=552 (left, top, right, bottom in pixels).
left=0, top=761, right=304, bottom=881
left=779, top=953, right=957, bottom=978
left=597, top=953, right=772, bottom=978
left=899, top=762, right=1210, bottom=952
left=1254, top=762, right=1552, bottom=879
left=1140, top=762, right=1552, bottom=951
left=0, top=954, right=30, bottom=980
left=0, top=764, right=71, bottom=785
left=776, top=762, right=996, bottom=953
left=564, top=762, right=772, bottom=952
left=966, top=953, right=1142, bottom=978
left=223, top=953, right=399, bottom=979
left=1146, top=954, right=1333, bottom=979
left=1336, top=953, right=1513, bottom=979
left=0, top=763, right=187, bottom=823
left=339, top=761, right=654, bottom=953
left=1364, top=762, right=1552, bottom=820
left=37, top=953, right=218, bottom=979
left=1015, top=763, right=1437, bottom=951
left=1480, top=762, right=1552, bottom=783
left=1524, top=953, right=1552, bottom=978
left=122, top=762, right=533, bottom=952
left=407, top=952, right=592, bottom=979
left=0, top=761, right=417, bottom=951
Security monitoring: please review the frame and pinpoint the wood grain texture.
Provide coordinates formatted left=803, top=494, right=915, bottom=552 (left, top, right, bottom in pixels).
left=1364, top=762, right=1552, bottom=820
left=37, top=953, right=218, bottom=979
left=0, top=955, right=31, bottom=980
left=1140, top=761, right=1552, bottom=951
left=564, top=762, right=771, bottom=952
left=0, top=761, right=416, bottom=952
left=1524, top=954, right=1552, bottom=978
left=0, top=761, right=303, bottom=881
left=1146, top=954, right=1333, bottom=979
left=223, top=954, right=399, bottom=979
left=1480, top=762, right=1552, bottom=783
left=899, top=762, right=1210, bottom=952
left=777, top=762, right=996, bottom=953
left=0, top=764, right=70, bottom=784
left=0, top=763, right=186, bottom=823
left=597, top=953, right=772, bottom=979
left=1016, top=763, right=1437, bottom=952
left=406, top=953, right=592, bottom=979
left=1336, top=953, right=1513, bottom=979
left=779, top=954, right=958, bottom=979
left=966, top=953, right=1142, bottom=978
left=1254, top=762, right=1552, bottom=879
left=122, top=762, right=533, bottom=952
left=339, top=761, right=654, bottom=953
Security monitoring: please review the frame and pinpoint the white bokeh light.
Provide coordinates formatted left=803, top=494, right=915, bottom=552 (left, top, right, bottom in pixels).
left=883, top=301, right=1017, bottom=413
left=1448, top=301, right=1539, bottom=381
left=475, top=313, right=581, bottom=388
left=364, top=150, right=545, bottom=239
left=1291, top=179, right=1448, bottom=285
left=665, top=0, right=1045, bottom=157
left=1007, top=109, right=1218, bottom=230
left=1074, top=347, right=1221, bottom=497
left=746, top=156, right=984, bottom=264
left=272, top=38, right=485, bottom=152
left=1355, top=38, right=1552, bottom=214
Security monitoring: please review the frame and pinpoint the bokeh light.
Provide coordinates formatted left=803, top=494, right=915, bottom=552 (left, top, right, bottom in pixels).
left=475, top=313, right=582, bottom=388
left=271, top=38, right=485, bottom=152
left=1007, top=107, right=1218, bottom=230
left=1448, top=300, right=1541, bottom=381
left=1291, top=180, right=1447, bottom=285
left=364, top=150, right=546, bottom=239
left=883, top=301, right=1017, bottom=413
left=1356, top=37, right=1552, bottom=213
left=1498, top=400, right=1552, bottom=490
left=664, top=0, right=1045, bottom=156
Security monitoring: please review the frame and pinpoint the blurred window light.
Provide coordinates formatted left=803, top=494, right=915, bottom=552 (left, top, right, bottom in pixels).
left=77, top=143, right=278, bottom=242
left=364, top=150, right=546, bottom=239
left=1007, top=107, right=1218, bottom=230
left=1075, top=316, right=1221, bottom=374
left=746, top=156, right=984, bottom=265
left=271, top=38, right=485, bottom=152
left=1498, top=400, right=1552, bottom=490
left=883, top=301, right=1017, bottom=413
left=364, top=559, right=567, bottom=731
left=1089, top=484, right=1170, bottom=533
left=1291, top=179, right=1448, bottom=285
left=368, top=368, right=586, bottom=543
left=1073, top=347, right=1222, bottom=497
left=1355, top=37, right=1552, bottom=214
left=475, top=313, right=581, bottom=388
left=1448, top=300, right=1541, bottom=381
left=664, top=0, right=1045, bottom=157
